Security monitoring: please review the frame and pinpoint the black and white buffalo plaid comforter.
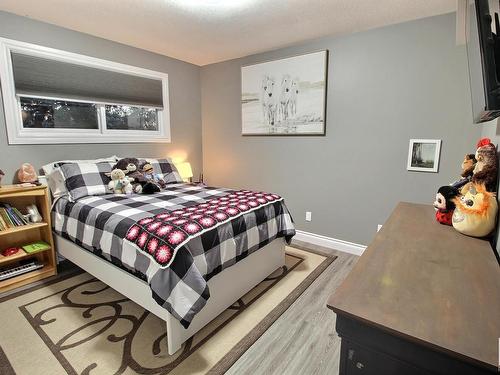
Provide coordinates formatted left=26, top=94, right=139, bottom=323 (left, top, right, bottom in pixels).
left=52, top=184, right=295, bottom=328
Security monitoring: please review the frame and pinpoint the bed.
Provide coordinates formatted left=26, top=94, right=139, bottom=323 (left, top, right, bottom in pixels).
left=50, top=167, right=295, bottom=355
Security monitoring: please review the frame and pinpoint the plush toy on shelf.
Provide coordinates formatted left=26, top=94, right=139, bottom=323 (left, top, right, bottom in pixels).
left=433, top=186, right=460, bottom=225
left=452, top=183, right=498, bottom=237
left=107, top=169, right=133, bottom=195
left=451, top=154, right=476, bottom=191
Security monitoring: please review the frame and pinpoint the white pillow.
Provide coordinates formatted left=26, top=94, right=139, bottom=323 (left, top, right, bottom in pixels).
left=43, top=156, right=118, bottom=198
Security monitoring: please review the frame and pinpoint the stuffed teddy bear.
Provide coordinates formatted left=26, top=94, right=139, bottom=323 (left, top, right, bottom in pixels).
left=452, top=183, right=498, bottom=237
left=108, top=169, right=133, bottom=195
left=471, top=138, right=498, bottom=192
left=459, top=139, right=498, bottom=194
left=112, top=158, right=165, bottom=194
left=433, top=185, right=460, bottom=226
left=112, top=158, right=144, bottom=194
left=451, top=154, right=476, bottom=190
left=113, top=157, right=140, bottom=172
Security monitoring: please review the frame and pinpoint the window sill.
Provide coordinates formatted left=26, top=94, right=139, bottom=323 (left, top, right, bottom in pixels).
left=7, top=134, right=171, bottom=144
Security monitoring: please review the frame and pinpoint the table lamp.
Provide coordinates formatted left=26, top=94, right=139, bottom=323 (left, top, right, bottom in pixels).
left=177, top=162, right=193, bottom=183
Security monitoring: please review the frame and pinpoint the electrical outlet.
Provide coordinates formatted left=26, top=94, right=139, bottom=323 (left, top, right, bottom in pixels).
left=377, top=224, right=383, bottom=232
left=305, top=211, right=312, bottom=222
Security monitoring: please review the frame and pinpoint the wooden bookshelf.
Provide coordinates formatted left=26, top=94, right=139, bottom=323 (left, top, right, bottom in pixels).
left=0, top=184, right=57, bottom=293
left=0, top=222, right=48, bottom=237
left=0, top=246, right=52, bottom=266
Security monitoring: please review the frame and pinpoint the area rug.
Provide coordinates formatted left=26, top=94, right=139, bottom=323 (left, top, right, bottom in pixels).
left=0, top=246, right=335, bottom=375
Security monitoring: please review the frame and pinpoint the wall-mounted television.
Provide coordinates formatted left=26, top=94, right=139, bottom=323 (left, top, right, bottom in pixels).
left=467, top=0, right=500, bottom=123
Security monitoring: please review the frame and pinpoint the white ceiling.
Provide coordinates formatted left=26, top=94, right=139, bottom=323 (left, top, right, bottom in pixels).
left=0, top=0, right=457, bottom=66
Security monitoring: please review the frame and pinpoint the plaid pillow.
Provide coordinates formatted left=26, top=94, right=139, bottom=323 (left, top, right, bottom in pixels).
left=45, top=156, right=118, bottom=199
left=145, top=158, right=183, bottom=184
left=58, top=162, right=114, bottom=201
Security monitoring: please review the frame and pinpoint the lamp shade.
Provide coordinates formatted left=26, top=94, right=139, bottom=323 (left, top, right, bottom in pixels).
left=177, top=162, right=193, bottom=180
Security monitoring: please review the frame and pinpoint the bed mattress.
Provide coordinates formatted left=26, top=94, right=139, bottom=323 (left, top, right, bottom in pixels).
left=52, top=183, right=295, bottom=327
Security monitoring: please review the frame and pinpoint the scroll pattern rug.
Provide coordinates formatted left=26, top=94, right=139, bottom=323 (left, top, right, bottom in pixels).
left=0, top=246, right=335, bottom=375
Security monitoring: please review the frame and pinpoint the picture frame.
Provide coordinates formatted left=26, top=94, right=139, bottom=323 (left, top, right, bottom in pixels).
left=407, top=139, right=441, bottom=173
left=241, top=50, right=328, bottom=136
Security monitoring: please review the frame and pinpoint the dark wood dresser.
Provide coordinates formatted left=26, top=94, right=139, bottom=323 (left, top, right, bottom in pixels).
left=327, top=202, right=500, bottom=375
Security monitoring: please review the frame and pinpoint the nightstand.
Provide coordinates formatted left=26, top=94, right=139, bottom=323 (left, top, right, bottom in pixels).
left=0, top=185, right=57, bottom=292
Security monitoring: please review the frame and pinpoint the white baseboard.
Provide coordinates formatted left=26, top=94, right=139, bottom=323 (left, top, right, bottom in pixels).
left=294, top=230, right=366, bottom=256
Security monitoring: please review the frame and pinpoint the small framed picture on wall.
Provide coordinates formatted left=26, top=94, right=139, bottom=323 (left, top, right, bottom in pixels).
left=407, top=139, right=441, bottom=173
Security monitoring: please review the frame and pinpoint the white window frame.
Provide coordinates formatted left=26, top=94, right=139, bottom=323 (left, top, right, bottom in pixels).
left=0, top=37, right=171, bottom=144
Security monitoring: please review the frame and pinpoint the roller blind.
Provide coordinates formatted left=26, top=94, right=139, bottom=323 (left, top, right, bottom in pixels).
left=11, top=52, right=164, bottom=108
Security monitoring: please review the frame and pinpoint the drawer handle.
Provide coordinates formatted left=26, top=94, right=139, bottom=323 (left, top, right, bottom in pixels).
left=356, top=362, right=364, bottom=369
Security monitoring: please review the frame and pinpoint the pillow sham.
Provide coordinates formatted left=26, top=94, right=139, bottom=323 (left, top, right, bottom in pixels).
left=58, top=162, right=114, bottom=201
left=146, top=158, right=183, bottom=184
left=42, top=156, right=118, bottom=199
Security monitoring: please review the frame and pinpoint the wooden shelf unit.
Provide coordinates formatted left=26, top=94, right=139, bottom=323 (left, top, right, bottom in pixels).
left=0, top=222, right=48, bottom=237
left=0, top=184, right=57, bottom=293
left=0, top=246, right=52, bottom=266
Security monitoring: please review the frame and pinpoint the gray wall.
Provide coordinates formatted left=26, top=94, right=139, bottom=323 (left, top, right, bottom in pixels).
left=201, top=13, right=481, bottom=245
left=0, top=11, right=484, bottom=247
left=0, top=11, right=202, bottom=181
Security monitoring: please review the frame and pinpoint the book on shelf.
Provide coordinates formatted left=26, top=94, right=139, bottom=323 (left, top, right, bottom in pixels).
left=0, top=208, right=13, bottom=229
left=0, top=203, right=30, bottom=231
left=22, top=241, right=50, bottom=254
left=12, top=208, right=28, bottom=225
left=0, top=213, right=8, bottom=231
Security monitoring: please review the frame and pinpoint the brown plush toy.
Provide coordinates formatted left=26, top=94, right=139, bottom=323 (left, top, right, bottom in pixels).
left=459, top=138, right=498, bottom=194
left=461, top=154, right=477, bottom=178
left=451, top=154, right=477, bottom=190
left=113, top=157, right=140, bottom=172
left=471, top=138, right=498, bottom=192
left=112, top=158, right=143, bottom=194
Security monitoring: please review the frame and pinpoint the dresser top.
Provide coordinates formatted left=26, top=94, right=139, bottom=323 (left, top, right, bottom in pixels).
left=327, top=202, right=500, bottom=370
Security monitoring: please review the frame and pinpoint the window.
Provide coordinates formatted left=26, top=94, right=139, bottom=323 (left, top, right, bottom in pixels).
left=0, top=37, right=170, bottom=144
left=20, top=97, right=98, bottom=129
left=105, top=105, right=159, bottom=131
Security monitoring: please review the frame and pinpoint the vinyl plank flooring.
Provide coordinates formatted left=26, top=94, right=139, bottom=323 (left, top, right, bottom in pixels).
left=226, top=240, right=358, bottom=375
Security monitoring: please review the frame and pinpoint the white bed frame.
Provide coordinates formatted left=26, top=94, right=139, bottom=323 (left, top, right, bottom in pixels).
left=54, top=235, right=285, bottom=355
